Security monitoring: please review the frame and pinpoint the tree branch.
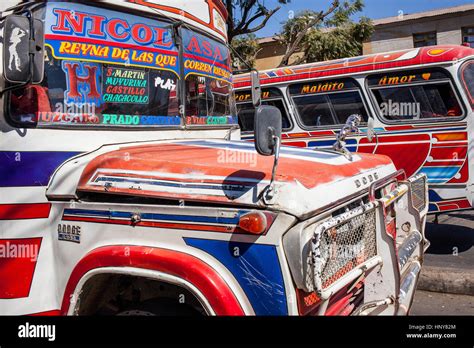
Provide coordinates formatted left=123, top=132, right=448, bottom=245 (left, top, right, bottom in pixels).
left=292, top=53, right=308, bottom=66
left=226, top=0, right=235, bottom=39
left=241, top=6, right=280, bottom=33
left=228, top=1, right=283, bottom=42
left=278, top=0, right=339, bottom=67
left=234, top=0, right=257, bottom=33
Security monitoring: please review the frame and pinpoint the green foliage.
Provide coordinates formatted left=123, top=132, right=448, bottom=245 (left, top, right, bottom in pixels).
left=277, top=0, right=373, bottom=66
left=304, top=16, right=374, bottom=62
left=230, top=34, right=260, bottom=70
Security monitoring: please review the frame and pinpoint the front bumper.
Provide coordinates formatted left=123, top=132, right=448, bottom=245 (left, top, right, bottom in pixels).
left=283, top=171, right=429, bottom=315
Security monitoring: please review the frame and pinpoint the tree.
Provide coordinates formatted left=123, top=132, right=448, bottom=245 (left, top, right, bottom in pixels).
left=276, top=0, right=373, bottom=67
left=303, top=17, right=373, bottom=63
left=230, top=34, right=261, bottom=70
left=225, top=0, right=290, bottom=43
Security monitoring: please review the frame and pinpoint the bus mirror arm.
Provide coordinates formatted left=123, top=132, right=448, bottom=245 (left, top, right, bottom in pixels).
left=254, top=105, right=282, bottom=204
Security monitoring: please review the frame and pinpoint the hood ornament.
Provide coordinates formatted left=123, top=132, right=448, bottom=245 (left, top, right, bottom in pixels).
left=333, top=114, right=362, bottom=161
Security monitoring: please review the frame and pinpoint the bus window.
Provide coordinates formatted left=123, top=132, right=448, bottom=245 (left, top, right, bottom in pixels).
left=328, top=92, right=368, bottom=125
left=292, top=94, right=335, bottom=127
left=460, top=61, right=474, bottom=108
left=235, top=88, right=291, bottom=132
left=289, top=78, right=368, bottom=128
left=186, top=75, right=234, bottom=117
left=368, top=69, right=463, bottom=121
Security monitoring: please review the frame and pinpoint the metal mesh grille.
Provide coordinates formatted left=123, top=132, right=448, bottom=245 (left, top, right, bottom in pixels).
left=411, top=176, right=426, bottom=211
left=319, top=208, right=377, bottom=289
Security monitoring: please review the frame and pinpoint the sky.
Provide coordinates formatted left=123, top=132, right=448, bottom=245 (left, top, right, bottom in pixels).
left=255, top=0, right=474, bottom=37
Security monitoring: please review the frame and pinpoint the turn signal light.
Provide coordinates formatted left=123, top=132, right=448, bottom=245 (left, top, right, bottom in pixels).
left=238, top=211, right=268, bottom=235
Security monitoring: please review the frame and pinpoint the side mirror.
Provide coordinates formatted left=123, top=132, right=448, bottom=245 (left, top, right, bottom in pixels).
left=250, top=69, right=261, bottom=107
left=254, top=105, right=282, bottom=156
left=3, top=14, right=44, bottom=84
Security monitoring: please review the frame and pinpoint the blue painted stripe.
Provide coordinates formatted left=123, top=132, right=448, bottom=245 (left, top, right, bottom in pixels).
left=418, top=167, right=460, bottom=183
left=308, top=139, right=357, bottom=152
left=0, top=151, right=81, bottom=187
left=63, top=209, right=243, bottom=225
left=184, top=238, right=288, bottom=315
left=428, top=190, right=443, bottom=202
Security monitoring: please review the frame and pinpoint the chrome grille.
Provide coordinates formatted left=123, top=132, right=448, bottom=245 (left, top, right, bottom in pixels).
left=312, top=203, right=378, bottom=292
left=409, top=174, right=427, bottom=212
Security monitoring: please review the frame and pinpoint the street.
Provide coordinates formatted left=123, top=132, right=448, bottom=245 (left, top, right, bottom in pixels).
left=424, top=210, right=474, bottom=270
left=412, top=209, right=474, bottom=315
left=411, top=290, right=474, bottom=315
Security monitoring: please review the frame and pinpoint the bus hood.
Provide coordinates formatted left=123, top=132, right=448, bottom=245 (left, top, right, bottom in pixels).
left=47, top=139, right=396, bottom=218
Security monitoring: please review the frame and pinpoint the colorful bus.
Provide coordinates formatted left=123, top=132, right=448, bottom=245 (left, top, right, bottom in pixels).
left=234, top=45, right=474, bottom=214
left=0, top=0, right=427, bottom=316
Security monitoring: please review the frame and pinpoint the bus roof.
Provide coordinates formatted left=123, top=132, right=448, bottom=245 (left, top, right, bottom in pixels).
left=234, top=45, right=474, bottom=88
left=103, top=0, right=228, bottom=42
left=0, top=1, right=228, bottom=42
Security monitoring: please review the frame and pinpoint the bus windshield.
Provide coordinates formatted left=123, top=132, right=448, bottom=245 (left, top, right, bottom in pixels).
left=7, top=2, right=236, bottom=129
left=182, top=28, right=236, bottom=126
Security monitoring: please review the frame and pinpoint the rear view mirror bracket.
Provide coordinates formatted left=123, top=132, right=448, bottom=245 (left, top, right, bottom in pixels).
left=262, top=132, right=280, bottom=203
left=254, top=105, right=282, bottom=204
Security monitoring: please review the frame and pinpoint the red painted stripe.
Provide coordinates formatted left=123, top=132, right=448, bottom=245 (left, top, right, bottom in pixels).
left=309, top=130, right=335, bottom=137
left=430, top=147, right=467, bottom=160
left=439, top=203, right=461, bottom=211
left=448, top=160, right=469, bottom=184
left=0, top=238, right=42, bottom=299
left=0, top=203, right=51, bottom=220
left=384, top=125, right=414, bottom=131
left=423, top=161, right=463, bottom=167
left=325, top=292, right=354, bottom=316
left=283, top=141, right=307, bottom=148
left=183, top=53, right=230, bottom=71
left=438, top=199, right=472, bottom=210
left=377, top=134, right=430, bottom=143
left=29, top=310, right=61, bottom=316
left=61, top=246, right=245, bottom=315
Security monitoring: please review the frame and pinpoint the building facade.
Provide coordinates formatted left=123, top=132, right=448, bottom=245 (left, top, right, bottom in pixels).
left=364, top=4, right=474, bottom=54
left=253, top=4, right=474, bottom=70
